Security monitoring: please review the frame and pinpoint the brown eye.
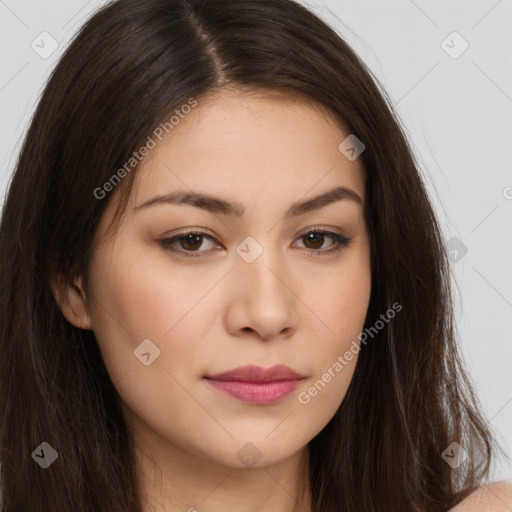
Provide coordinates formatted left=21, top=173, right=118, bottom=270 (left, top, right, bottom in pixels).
left=160, top=231, right=219, bottom=257
left=179, top=233, right=205, bottom=251
left=302, top=231, right=327, bottom=250
left=160, top=229, right=352, bottom=259
left=295, top=230, right=352, bottom=254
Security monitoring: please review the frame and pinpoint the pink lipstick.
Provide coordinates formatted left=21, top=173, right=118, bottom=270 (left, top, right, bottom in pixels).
left=204, top=364, right=304, bottom=405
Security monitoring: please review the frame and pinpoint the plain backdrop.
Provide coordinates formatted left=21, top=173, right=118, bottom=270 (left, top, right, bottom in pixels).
left=0, top=0, right=511, bottom=482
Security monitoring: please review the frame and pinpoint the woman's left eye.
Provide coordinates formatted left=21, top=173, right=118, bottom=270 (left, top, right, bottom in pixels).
left=294, top=230, right=352, bottom=254
left=159, top=229, right=353, bottom=258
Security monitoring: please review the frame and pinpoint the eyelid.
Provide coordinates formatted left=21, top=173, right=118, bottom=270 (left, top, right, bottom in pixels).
left=296, top=225, right=344, bottom=238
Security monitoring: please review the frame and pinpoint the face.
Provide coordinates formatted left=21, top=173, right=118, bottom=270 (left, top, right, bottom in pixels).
left=58, top=88, right=371, bottom=469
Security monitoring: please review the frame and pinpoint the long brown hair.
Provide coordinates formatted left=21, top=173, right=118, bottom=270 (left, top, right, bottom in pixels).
left=0, top=0, right=505, bottom=510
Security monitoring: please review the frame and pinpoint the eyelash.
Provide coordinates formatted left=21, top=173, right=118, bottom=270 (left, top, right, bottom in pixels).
left=159, top=228, right=353, bottom=258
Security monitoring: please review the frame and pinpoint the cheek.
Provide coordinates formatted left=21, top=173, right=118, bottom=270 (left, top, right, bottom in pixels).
left=86, top=239, right=228, bottom=397
left=86, top=250, right=211, bottom=437
left=297, top=256, right=371, bottom=409
left=86, top=243, right=186, bottom=379
left=311, top=256, right=371, bottom=347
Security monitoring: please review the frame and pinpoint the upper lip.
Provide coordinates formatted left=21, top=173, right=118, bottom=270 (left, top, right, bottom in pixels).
left=205, top=364, right=304, bottom=383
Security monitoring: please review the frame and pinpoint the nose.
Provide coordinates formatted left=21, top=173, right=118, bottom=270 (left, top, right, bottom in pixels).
left=224, top=245, right=299, bottom=342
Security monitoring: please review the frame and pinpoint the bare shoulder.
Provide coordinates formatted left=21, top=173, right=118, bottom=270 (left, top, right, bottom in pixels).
left=449, top=480, right=512, bottom=511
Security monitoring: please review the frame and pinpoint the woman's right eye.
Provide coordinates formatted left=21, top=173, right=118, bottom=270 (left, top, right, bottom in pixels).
left=159, top=232, right=220, bottom=258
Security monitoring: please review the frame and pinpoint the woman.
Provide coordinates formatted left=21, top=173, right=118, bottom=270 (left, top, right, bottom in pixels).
left=0, top=0, right=510, bottom=510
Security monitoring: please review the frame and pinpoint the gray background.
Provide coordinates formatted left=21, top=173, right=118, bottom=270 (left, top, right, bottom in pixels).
left=1, top=0, right=511, bottom=482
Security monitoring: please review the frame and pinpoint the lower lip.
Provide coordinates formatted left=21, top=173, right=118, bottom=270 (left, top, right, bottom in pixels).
left=204, top=378, right=302, bottom=405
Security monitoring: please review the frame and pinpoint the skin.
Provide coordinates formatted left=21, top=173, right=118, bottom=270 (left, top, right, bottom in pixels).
left=50, top=86, right=512, bottom=511
left=53, top=87, right=373, bottom=511
left=450, top=481, right=512, bottom=512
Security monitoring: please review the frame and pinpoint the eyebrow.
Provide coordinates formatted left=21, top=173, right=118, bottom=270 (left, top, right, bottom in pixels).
left=132, top=185, right=362, bottom=219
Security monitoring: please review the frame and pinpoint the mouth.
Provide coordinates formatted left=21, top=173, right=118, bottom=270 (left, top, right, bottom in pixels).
left=203, top=364, right=305, bottom=405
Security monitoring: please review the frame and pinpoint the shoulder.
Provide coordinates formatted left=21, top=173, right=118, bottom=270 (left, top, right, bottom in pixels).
left=449, top=480, right=512, bottom=511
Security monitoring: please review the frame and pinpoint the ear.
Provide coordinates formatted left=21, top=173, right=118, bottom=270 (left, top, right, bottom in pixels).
left=50, top=271, right=93, bottom=330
